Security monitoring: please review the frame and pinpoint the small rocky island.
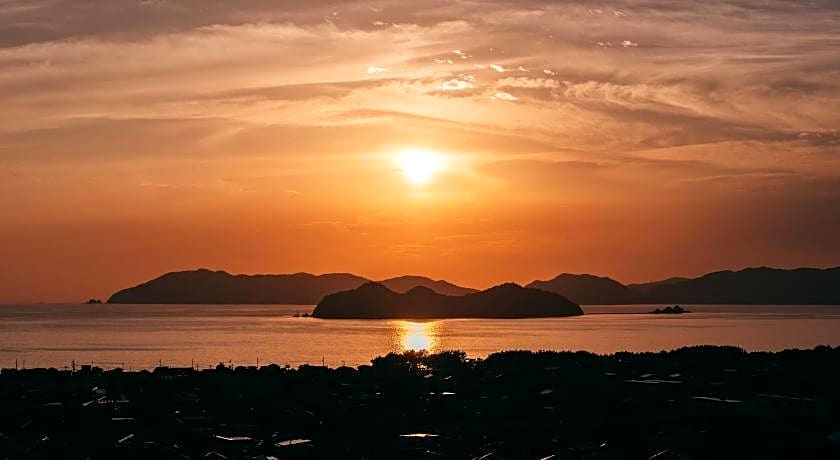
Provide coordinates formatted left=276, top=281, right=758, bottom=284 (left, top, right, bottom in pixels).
left=650, top=305, right=691, bottom=314
left=312, top=282, right=583, bottom=319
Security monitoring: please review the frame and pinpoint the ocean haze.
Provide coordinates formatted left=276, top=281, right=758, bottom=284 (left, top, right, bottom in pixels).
left=2, top=303, right=839, bottom=370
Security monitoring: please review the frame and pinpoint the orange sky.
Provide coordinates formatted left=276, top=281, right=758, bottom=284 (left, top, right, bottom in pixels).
left=1, top=1, right=839, bottom=301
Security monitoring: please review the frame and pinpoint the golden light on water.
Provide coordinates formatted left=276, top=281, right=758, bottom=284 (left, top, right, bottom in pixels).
left=397, top=321, right=440, bottom=352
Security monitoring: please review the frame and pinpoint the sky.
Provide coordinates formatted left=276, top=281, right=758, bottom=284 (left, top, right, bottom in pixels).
left=1, top=0, right=839, bottom=302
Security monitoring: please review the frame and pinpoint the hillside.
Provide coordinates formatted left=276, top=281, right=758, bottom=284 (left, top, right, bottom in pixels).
left=641, top=267, right=840, bottom=304
left=527, top=274, right=638, bottom=304
left=107, top=269, right=369, bottom=304
left=312, top=282, right=583, bottom=319
left=379, top=275, right=477, bottom=296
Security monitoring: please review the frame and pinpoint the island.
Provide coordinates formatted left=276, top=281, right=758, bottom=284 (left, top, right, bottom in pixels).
left=650, top=305, right=690, bottom=314
left=107, top=266, right=840, bottom=305
left=84, top=298, right=103, bottom=304
left=530, top=267, right=840, bottom=305
left=107, top=269, right=477, bottom=304
left=312, top=282, right=583, bottom=319
left=380, top=275, right=477, bottom=296
left=527, top=273, right=638, bottom=304
left=107, top=270, right=370, bottom=304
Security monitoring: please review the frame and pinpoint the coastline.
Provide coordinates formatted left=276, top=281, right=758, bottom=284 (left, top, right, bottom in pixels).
left=3, top=304, right=840, bottom=371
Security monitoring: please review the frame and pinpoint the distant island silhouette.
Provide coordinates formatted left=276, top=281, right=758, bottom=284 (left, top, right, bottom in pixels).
left=528, top=267, right=840, bottom=305
left=107, top=266, right=840, bottom=305
left=107, top=270, right=476, bottom=304
left=633, top=267, right=840, bottom=305
left=527, top=274, right=634, bottom=304
left=650, top=305, right=690, bottom=314
left=379, top=275, right=477, bottom=296
left=312, top=282, right=583, bottom=319
left=108, top=270, right=368, bottom=304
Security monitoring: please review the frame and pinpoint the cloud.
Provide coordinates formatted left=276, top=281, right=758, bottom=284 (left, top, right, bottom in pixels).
left=0, top=2, right=837, bottom=175
left=497, top=77, right=560, bottom=89
left=494, top=91, right=518, bottom=101
left=3, top=0, right=840, bottom=301
left=441, top=78, right=474, bottom=91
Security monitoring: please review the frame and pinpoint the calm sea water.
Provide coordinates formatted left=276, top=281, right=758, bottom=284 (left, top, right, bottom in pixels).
left=1, top=304, right=839, bottom=370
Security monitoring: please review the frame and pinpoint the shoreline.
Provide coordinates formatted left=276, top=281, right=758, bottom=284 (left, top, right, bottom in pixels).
left=5, top=341, right=840, bottom=373
left=4, top=344, right=840, bottom=372
left=3, top=304, right=840, bottom=374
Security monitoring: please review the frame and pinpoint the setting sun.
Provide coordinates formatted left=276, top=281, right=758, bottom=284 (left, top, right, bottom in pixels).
left=399, top=149, right=443, bottom=185
left=2, top=2, right=839, bottom=457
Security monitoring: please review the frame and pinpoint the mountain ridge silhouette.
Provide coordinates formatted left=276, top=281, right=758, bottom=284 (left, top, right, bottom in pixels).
left=529, top=267, right=840, bottom=305
left=107, top=266, right=840, bottom=305
left=312, top=282, right=583, bottom=318
left=380, top=275, right=477, bottom=296
left=107, top=269, right=476, bottom=304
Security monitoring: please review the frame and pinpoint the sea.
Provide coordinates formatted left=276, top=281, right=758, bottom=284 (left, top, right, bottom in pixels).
left=1, top=304, right=839, bottom=370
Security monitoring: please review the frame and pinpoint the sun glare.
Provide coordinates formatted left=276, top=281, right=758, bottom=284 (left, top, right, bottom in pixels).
left=397, top=321, right=439, bottom=352
left=399, top=149, right=443, bottom=185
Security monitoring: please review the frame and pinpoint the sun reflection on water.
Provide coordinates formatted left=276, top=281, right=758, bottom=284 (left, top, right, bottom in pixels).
left=397, top=321, right=439, bottom=352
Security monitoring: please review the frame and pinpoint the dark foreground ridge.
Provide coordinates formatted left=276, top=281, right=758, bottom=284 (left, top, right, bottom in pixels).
left=2, top=347, right=839, bottom=459
left=312, top=282, right=583, bottom=318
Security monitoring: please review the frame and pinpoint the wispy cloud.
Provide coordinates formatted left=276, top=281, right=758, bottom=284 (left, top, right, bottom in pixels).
left=441, top=78, right=474, bottom=91
left=494, top=91, right=518, bottom=101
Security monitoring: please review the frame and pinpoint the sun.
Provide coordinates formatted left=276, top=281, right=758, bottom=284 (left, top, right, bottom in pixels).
left=398, top=149, right=443, bottom=185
